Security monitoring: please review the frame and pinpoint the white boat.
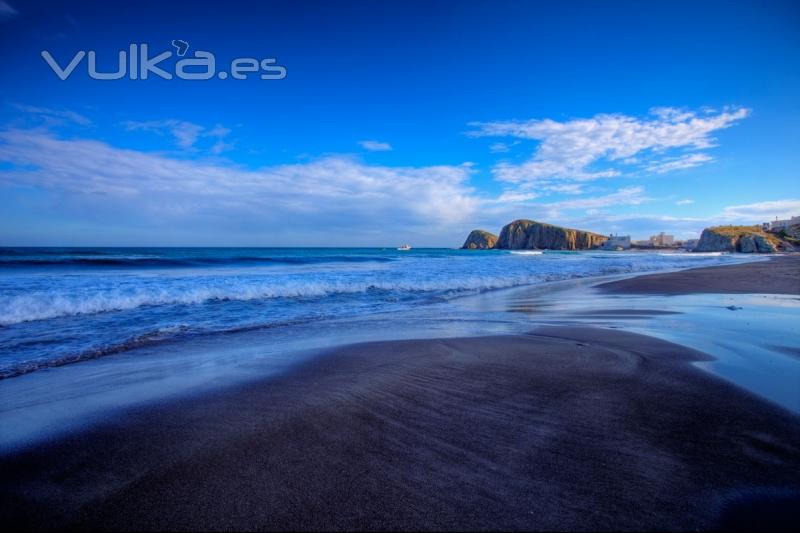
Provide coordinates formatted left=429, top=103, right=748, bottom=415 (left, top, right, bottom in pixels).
left=510, top=250, right=544, bottom=255
left=397, top=244, right=412, bottom=251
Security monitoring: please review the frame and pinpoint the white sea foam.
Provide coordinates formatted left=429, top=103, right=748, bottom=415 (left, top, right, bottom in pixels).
left=0, top=252, right=756, bottom=326
left=658, top=252, right=727, bottom=257
left=0, top=275, right=555, bottom=325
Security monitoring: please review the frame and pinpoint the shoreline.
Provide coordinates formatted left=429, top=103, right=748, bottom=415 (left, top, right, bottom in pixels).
left=0, top=250, right=753, bottom=383
left=0, top=254, right=766, bottom=452
left=2, top=257, right=799, bottom=530
left=598, top=254, right=799, bottom=295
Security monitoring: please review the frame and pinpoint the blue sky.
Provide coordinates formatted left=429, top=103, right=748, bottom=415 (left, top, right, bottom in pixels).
left=0, top=0, right=798, bottom=246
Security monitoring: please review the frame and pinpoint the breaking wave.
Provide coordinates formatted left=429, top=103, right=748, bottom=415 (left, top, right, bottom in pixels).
left=0, top=274, right=578, bottom=325
left=0, top=247, right=760, bottom=380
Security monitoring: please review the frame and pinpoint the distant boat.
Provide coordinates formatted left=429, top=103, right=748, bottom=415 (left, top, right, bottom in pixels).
left=397, top=244, right=412, bottom=251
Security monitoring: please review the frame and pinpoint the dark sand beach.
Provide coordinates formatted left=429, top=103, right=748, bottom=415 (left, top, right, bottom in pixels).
left=600, top=255, right=800, bottom=295
left=2, top=257, right=800, bottom=531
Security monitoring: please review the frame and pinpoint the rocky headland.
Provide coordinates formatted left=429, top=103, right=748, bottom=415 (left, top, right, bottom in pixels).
left=461, top=230, right=498, bottom=249
left=461, top=220, right=608, bottom=250
left=693, top=225, right=792, bottom=253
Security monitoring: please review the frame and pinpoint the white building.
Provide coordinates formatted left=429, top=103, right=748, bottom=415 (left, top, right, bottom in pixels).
left=649, top=232, right=675, bottom=247
left=768, top=215, right=800, bottom=231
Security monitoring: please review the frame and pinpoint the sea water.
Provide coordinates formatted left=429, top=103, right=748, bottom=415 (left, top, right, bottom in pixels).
left=0, top=247, right=772, bottom=448
left=0, top=247, right=756, bottom=379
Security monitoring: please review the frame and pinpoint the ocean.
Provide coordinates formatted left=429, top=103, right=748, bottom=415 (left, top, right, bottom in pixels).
left=2, top=247, right=783, bottom=448
left=0, top=247, right=754, bottom=379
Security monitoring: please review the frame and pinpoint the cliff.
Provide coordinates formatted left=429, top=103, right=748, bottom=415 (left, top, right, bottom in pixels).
left=776, top=223, right=800, bottom=248
left=693, top=226, right=780, bottom=253
left=495, top=220, right=608, bottom=250
left=461, top=230, right=498, bottom=250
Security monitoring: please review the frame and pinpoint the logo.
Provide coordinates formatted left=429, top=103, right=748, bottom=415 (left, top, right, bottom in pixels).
left=41, top=42, right=287, bottom=81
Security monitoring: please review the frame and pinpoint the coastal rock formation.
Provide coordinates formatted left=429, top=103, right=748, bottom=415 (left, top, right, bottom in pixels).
left=693, top=226, right=779, bottom=253
left=776, top=223, right=800, bottom=249
left=461, top=230, right=498, bottom=250
left=495, top=220, right=608, bottom=250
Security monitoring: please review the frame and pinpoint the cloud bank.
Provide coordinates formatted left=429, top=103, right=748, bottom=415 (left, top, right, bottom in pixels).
left=0, top=104, right=786, bottom=245
left=469, top=106, right=750, bottom=184
left=0, top=129, right=478, bottom=243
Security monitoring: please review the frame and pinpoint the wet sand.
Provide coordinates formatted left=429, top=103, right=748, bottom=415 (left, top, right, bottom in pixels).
left=2, top=258, right=800, bottom=531
left=599, top=255, right=800, bottom=295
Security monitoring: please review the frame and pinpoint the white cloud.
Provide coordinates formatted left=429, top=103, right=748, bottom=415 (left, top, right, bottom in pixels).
left=0, top=104, right=780, bottom=246
left=206, top=124, right=231, bottom=138
left=489, top=142, right=510, bottom=153
left=645, top=153, right=713, bottom=174
left=210, top=140, right=234, bottom=155
left=722, top=199, right=800, bottom=221
left=543, top=187, right=649, bottom=212
left=488, top=141, right=519, bottom=153
left=649, top=107, right=697, bottom=123
left=570, top=212, right=716, bottom=240
left=0, top=1, right=18, bottom=19
left=675, top=199, right=694, bottom=205
left=123, top=119, right=204, bottom=149
left=358, top=140, right=392, bottom=152
left=0, top=129, right=478, bottom=239
left=494, top=190, right=540, bottom=203
left=210, top=138, right=234, bottom=155
left=11, top=104, right=91, bottom=126
left=474, top=187, right=651, bottom=231
left=545, top=184, right=584, bottom=195
left=122, top=119, right=232, bottom=152
left=468, top=106, right=749, bottom=184
left=572, top=200, right=800, bottom=240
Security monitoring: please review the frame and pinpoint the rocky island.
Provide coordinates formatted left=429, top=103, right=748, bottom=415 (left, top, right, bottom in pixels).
left=693, top=225, right=789, bottom=253
left=461, top=220, right=608, bottom=250
left=462, top=220, right=799, bottom=253
left=461, top=230, right=498, bottom=249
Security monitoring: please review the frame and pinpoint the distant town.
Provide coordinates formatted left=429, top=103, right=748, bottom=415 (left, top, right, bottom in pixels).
left=763, top=215, right=800, bottom=232
left=601, top=232, right=689, bottom=251
left=601, top=215, right=800, bottom=251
